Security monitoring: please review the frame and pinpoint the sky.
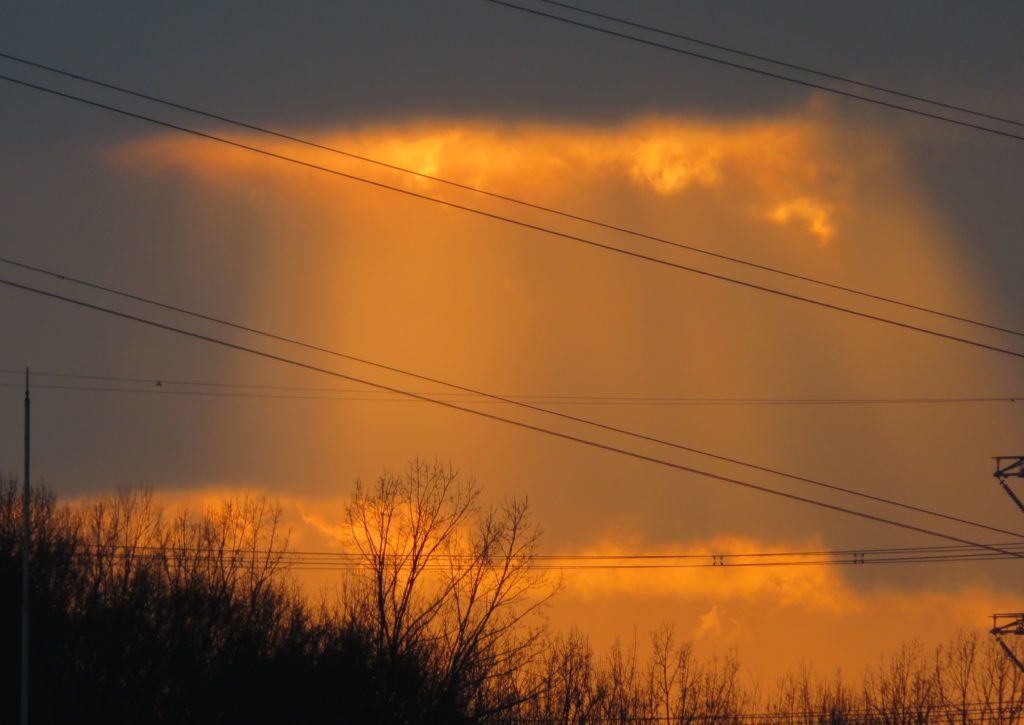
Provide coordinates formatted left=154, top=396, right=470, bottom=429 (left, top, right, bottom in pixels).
left=2, top=0, right=1024, bottom=684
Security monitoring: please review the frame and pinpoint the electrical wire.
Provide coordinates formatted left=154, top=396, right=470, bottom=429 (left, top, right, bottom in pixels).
left=2, top=372, right=1021, bottom=407
left=2, top=273, right=1020, bottom=560
left=480, top=0, right=1024, bottom=143
left=62, top=540, right=1024, bottom=571
left=1, top=77, right=1023, bottom=362
left=71, top=539, right=1024, bottom=561
left=3, top=259, right=1022, bottom=542
left=535, top=0, right=1024, bottom=129
left=61, top=553, right=1024, bottom=571
left=1, top=50, right=1020, bottom=339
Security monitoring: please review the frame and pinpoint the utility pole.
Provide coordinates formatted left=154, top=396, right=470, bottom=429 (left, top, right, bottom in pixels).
left=989, top=455, right=1024, bottom=673
left=21, top=368, right=29, bottom=725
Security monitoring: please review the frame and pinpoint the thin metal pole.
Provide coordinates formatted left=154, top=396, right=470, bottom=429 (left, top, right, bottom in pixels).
left=21, top=367, right=29, bottom=725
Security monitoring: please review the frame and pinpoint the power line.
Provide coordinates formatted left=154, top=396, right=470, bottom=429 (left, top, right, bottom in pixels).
left=480, top=0, right=1024, bottom=143
left=64, top=552, right=1024, bottom=571
left=66, top=540, right=1024, bottom=570
left=2, top=78, right=1024, bottom=362
left=4, top=259, right=1023, bottom=542
left=535, top=0, right=1024, bottom=129
left=78, top=539, right=1024, bottom=561
left=1, top=52, right=1020, bottom=340
left=1, top=274, right=1020, bottom=560
left=2, top=372, right=1021, bottom=407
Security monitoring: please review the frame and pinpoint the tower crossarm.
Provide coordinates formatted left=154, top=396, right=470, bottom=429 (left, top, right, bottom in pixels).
left=995, top=456, right=1024, bottom=480
left=994, top=457, right=1024, bottom=514
left=991, top=614, right=1024, bottom=673
left=991, top=612, right=1024, bottom=637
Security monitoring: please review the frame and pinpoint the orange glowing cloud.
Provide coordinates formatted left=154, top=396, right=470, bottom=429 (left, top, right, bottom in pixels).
left=558, top=534, right=852, bottom=613
left=112, top=117, right=850, bottom=244
left=767, top=196, right=835, bottom=243
left=131, top=485, right=1023, bottom=686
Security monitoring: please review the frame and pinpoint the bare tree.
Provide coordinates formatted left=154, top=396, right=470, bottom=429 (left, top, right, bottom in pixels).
left=974, top=633, right=1024, bottom=724
left=597, top=636, right=649, bottom=723
left=344, top=458, right=553, bottom=719
left=524, top=629, right=601, bottom=724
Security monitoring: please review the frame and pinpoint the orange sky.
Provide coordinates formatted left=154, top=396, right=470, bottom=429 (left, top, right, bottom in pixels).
left=90, top=112, right=1024, bottom=685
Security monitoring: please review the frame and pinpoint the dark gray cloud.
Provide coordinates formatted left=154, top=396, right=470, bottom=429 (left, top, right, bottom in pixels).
left=3, top=1, right=1022, bottom=126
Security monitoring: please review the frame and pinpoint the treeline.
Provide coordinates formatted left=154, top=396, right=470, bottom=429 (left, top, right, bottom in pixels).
left=2, top=462, right=1024, bottom=723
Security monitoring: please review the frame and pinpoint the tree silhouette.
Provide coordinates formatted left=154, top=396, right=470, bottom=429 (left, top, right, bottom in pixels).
left=5, top=468, right=1024, bottom=724
left=344, top=459, right=552, bottom=720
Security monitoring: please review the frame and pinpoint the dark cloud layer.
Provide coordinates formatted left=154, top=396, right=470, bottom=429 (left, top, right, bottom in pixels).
left=3, top=1, right=1022, bottom=125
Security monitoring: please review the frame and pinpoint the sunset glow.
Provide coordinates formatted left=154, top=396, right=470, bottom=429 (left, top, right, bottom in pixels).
left=3, top=4, right=1023, bottom=720
left=92, top=114, right=1023, bottom=683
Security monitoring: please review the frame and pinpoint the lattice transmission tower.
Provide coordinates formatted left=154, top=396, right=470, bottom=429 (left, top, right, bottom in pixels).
left=990, top=456, right=1024, bottom=671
